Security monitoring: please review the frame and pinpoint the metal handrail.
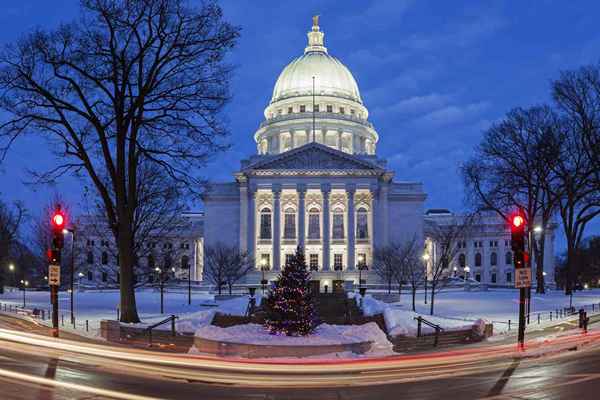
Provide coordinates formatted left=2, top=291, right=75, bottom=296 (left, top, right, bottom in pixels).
left=131, top=314, right=178, bottom=346
left=414, top=316, right=445, bottom=347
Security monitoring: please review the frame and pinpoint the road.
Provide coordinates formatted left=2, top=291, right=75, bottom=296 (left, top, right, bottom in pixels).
left=0, top=314, right=599, bottom=399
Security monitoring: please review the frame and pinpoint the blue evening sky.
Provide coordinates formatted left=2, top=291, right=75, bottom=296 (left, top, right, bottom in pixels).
left=1, top=1, right=599, bottom=251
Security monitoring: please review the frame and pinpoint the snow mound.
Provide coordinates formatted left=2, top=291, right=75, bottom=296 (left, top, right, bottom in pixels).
left=195, top=322, right=392, bottom=348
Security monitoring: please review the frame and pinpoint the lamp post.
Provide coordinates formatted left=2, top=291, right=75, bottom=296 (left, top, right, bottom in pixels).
left=63, top=228, right=76, bottom=324
left=8, top=264, right=15, bottom=291
left=453, top=266, right=458, bottom=278
left=464, top=266, right=470, bottom=280
left=20, top=279, right=29, bottom=308
left=260, top=258, right=269, bottom=294
left=357, top=254, right=368, bottom=288
left=422, top=253, right=430, bottom=304
left=186, top=262, right=192, bottom=306
left=155, top=267, right=164, bottom=314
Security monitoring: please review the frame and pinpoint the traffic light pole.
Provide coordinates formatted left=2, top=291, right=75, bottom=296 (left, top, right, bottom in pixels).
left=51, top=284, right=59, bottom=337
left=518, top=287, right=526, bottom=349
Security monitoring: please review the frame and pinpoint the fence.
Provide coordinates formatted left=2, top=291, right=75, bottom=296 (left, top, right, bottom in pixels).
left=0, top=301, right=102, bottom=336
left=497, top=301, right=600, bottom=331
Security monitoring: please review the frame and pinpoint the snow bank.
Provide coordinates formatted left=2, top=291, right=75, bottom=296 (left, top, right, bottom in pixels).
left=195, top=322, right=392, bottom=348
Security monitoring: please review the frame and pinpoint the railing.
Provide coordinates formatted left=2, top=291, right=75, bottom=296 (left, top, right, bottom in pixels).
left=414, top=316, right=445, bottom=347
left=259, top=112, right=374, bottom=129
left=132, top=315, right=178, bottom=347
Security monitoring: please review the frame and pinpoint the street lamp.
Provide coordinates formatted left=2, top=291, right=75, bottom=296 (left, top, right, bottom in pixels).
left=260, top=258, right=269, bottom=294
left=464, top=266, right=470, bottom=280
left=63, top=228, right=76, bottom=324
left=453, top=266, right=458, bottom=278
left=155, top=267, right=165, bottom=314
left=357, top=254, right=368, bottom=288
left=533, top=225, right=543, bottom=234
left=20, top=279, right=29, bottom=308
left=8, top=264, right=15, bottom=290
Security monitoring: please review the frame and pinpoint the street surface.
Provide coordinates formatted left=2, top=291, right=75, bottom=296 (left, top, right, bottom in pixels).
left=0, top=314, right=599, bottom=399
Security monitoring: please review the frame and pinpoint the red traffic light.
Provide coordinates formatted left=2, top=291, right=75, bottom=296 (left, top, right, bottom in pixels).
left=512, top=215, right=524, bottom=228
left=52, top=213, right=65, bottom=228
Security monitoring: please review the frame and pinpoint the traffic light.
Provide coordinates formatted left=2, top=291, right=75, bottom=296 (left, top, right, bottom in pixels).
left=51, top=206, right=66, bottom=250
left=510, top=211, right=526, bottom=268
left=48, top=248, right=61, bottom=265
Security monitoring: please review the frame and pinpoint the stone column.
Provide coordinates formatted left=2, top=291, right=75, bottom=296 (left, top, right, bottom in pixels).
left=380, top=180, right=390, bottom=246
left=272, top=184, right=282, bottom=270
left=248, top=184, right=257, bottom=262
left=321, top=184, right=331, bottom=271
left=337, top=131, right=342, bottom=150
left=239, top=180, right=248, bottom=254
left=297, top=184, right=306, bottom=251
left=346, top=184, right=356, bottom=271
left=370, top=184, right=379, bottom=247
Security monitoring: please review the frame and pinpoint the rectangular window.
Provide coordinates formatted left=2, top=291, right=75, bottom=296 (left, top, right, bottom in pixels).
left=260, top=213, right=272, bottom=239
left=339, top=107, right=345, bottom=114
left=277, top=109, right=282, bottom=116
left=284, top=213, right=296, bottom=239
left=308, top=213, right=320, bottom=239
left=506, top=272, right=512, bottom=283
left=334, top=254, right=343, bottom=270
left=287, top=106, right=293, bottom=114
left=357, top=253, right=367, bottom=267
left=102, top=272, right=108, bottom=282
left=491, top=273, right=497, bottom=283
left=314, top=104, right=319, bottom=112
left=356, top=212, right=368, bottom=239
left=309, top=254, right=319, bottom=270
left=299, top=105, right=306, bottom=112
left=332, top=214, right=344, bottom=239
left=350, top=109, right=355, bottom=115
left=327, top=105, right=333, bottom=113
left=475, top=274, right=481, bottom=282
left=87, top=271, right=93, bottom=281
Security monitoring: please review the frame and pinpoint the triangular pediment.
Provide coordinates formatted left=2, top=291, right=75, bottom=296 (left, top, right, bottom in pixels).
left=243, top=143, right=384, bottom=172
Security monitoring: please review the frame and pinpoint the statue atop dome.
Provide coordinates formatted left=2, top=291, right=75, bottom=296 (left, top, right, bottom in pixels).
left=312, top=15, right=320, bottom=30
left=306, top=15, right=326, bottom=53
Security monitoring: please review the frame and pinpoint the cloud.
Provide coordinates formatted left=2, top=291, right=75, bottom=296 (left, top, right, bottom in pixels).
left=413, top=101, right=490, bottom=128
left=373, top=93, right=453, bottom=116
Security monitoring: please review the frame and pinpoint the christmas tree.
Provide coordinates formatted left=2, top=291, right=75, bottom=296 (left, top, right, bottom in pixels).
left=263, top=246, right=317, bottom=336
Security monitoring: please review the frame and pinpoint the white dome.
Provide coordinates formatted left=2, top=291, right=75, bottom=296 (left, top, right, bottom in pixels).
left=271, top=52, right=362, bottom=104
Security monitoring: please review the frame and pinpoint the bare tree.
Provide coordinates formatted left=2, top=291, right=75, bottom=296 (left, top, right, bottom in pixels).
left=461, top=106, right=561, bottom=293
left=0, top=1, right=240, bottom=322
left=204, top=242, right=252, bottom=295
left=398, top=237, right=425, bottom=312
left=0, top=198, right=25, bottom=292
left=425, top=213, right=476, bottom=315
left=372, top=246, right=398, bottom=296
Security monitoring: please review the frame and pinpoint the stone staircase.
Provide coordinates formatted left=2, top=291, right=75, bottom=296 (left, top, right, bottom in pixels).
left=313, top=294, right=361, bottom=324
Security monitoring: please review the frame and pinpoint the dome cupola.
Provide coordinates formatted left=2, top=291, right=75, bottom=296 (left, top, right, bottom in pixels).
left=255, top=17, right=378, bottom=156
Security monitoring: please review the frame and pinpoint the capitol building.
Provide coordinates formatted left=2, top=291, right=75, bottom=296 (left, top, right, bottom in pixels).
left=202, top=17, right=426, bottom=291
left=74, top=17, right=555, bottom=291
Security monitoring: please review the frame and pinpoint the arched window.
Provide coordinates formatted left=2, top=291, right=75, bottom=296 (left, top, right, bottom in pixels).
left=87, top=251, right=94, bottom=264
left=87, top=271, right=93, bottom=281
left=459, top=253, right=466, bottom=268
left=490, top=252, right=497, bottom=266
left=475, top=252, right=482, bottom=267
left=260, top=207, right=272, bottom=239
left=101, top=251, right=108, bottom=265
left=356, top=207, right=369, bottom=239
left=283, top=207, right=296, bottom=239
left=181, top=255, right=190, bottom=269
left=148, top=254, right=155, bottom=269
left=505, top=251, right=512, bottom=265
left=308, top=207, right=320, bottom=239
left=332, top=207, right=344, bottom=239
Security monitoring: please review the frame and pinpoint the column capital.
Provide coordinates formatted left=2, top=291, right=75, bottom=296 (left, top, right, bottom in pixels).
left=320, top=183, right=331, bottom=195
left=272, top=183, right=282, bottom=197
left=297, top=183, right=307, bottom=196
left=345, top=183, right=356, bottom=195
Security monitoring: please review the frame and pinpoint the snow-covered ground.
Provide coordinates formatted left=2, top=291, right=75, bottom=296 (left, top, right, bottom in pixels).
left=2, top=286, right=599, bottom=338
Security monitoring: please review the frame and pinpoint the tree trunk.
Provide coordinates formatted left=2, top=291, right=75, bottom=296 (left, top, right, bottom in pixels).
left=412, top=287, right=416, bottom=312
left=535, top=234, right=546, bottom=294
left=397, top=281, right=402, bottom=300
left=429, top=285, right=436, bottom=315
left=117, top=228, right=140, bottom=323
left=565, top=245, right=574, bottom=296
left=388, top=278, right=392, bottom=294
left=228, top=283, right=233, bottom=295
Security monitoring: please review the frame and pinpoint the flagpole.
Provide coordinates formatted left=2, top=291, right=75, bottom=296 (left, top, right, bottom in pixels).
left=312, top=75, right=316, bottom=143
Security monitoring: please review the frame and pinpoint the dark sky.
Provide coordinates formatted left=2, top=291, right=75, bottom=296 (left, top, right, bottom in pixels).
left=1, top=0, right=599, bottom=251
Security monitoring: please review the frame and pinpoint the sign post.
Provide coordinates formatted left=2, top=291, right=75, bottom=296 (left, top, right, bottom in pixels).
left=49, top=204, right=66, bottom=338
left=510, top=210, right=528, bottom=350
left=49, top=264, right=60, bottom=336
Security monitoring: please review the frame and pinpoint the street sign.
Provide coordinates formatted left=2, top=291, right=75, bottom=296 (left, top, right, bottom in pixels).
left=515, top=268, right=531, bottom=288
left=49, top=264, right=60, bottom=286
